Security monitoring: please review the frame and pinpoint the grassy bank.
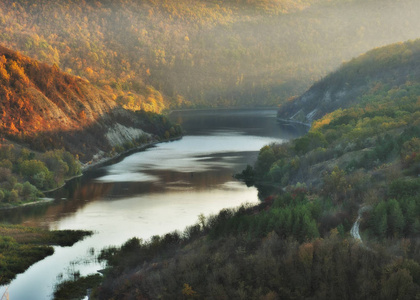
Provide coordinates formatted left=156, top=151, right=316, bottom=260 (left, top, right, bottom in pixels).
left=0, top=224, right=92, bottom=285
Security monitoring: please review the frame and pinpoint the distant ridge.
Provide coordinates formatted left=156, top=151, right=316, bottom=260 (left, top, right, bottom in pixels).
left=278, top=39, right=420, bottom=124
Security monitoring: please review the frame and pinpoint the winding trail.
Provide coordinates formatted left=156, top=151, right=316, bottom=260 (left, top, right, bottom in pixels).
left=350, top=206, right=371, bottom=242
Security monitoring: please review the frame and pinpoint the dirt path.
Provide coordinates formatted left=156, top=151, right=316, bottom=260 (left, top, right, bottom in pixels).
left=350, top=206, right=371, bottom=242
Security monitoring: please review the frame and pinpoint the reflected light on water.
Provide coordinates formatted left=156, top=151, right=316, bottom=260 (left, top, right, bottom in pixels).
left=96, top=135, right=283, bottom=180
left=0, top=109, right=308, bottom=299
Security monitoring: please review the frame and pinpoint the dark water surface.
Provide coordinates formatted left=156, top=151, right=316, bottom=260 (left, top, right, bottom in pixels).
left=0, top=109, right=307, bottom=299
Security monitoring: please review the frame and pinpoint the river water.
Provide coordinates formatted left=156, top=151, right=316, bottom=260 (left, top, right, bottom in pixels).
left=0, top=109, right=306, bottom=299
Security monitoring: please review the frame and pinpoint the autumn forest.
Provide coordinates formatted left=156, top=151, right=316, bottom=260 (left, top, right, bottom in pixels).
left=1, top=0, right=420, bottom=299
left=1, top=0, right=420, bottom=112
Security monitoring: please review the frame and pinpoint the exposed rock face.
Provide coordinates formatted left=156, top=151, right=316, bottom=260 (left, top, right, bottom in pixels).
left=105, top=123, right=151, bottom=147
left=0, top=45, right=170, bottom=162
left=277, top=83, right=364, bottom=125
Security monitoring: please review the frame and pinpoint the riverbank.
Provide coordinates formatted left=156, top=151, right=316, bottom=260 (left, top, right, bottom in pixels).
left=81, top=135, right=182, bottom=172
left=0, top=225, right=92, bottom=285
left=0, top=173, right=83, bottom=210
left=0, top=136, right=183, bottom=288
left=165, top=106, right=279, bottom=115
left=0, top=197, right=55, bottom=210
left=0, top=136, right=182, bottom=211
left=277, top=117, right=311, bottom=127
left=0, top=108, right=296, bottom=299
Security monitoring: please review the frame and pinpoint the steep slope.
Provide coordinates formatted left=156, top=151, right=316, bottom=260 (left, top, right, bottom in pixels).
left=278, top=39, right=420, bottom=123
left=0, top=45, right=116, bottom=135
left=1, top=0, right=420, bottom=109
left=0, top=45, right=180, bottom=162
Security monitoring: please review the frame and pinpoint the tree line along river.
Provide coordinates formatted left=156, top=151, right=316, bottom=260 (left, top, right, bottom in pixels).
left=0, top=109, right=307, bottom=300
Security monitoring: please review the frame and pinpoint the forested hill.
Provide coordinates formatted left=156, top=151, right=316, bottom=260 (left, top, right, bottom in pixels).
left=1, top=0, right=420, bottom=110
left=278, top=39, right=420, bottom=123
left=0, top=45, right=181, bottom=162
left=84, top=39, right=420, bottom=299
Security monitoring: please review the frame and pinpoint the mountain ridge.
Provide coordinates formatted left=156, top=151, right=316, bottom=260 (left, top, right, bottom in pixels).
left=277, top=39, right=420, bottom=124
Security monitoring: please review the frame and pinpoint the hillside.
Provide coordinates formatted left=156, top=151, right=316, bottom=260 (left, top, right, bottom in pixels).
left=76, top=39, right=420, bottom=299
left=278, top=39, right=420, bottom=123
left=1, top=0, right=420, bottom=110
left=0, top=45, right=181, bottom=209
left=261, top=39, right=420, bottom=191
left=0, top=45, right=181, bottom=163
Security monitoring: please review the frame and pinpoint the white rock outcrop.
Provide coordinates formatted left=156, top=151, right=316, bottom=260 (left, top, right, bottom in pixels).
left=105, top=123, right=151, bottom=147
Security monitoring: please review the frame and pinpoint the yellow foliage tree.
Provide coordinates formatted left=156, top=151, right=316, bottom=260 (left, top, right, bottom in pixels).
left=182, top=283, right=197, bottom=298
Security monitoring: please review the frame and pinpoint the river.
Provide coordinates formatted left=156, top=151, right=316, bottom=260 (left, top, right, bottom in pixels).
left=0, top=109, right=307, bottom=299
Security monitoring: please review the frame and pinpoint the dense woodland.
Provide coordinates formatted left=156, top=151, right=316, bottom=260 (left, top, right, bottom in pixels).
left=0, top=143, right=80, bottom=207
left=69, top=38, right=420, bottom=299
left=1, top=0, right=420, bottom=111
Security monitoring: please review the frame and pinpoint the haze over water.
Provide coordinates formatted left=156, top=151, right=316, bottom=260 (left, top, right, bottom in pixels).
left=0, top=109, right=307, bottom=299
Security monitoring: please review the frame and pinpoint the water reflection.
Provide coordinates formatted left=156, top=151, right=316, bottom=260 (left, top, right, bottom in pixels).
left=0, top=110, right=308, bottom=228
left=0, top=109, right=308, bottom=300
left=170, top=109, right=307, bottom=138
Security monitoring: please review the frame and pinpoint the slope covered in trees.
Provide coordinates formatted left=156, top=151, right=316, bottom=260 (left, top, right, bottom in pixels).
left=257, top=39, right=420, bottom=233
left=278, top=39, right=420, bottom=123
left=0, top=45, right=181, bottom=162
left=0, top=45, right=181, bottom=207
left=73, top=39, right=420, bottom=299
left=1, top=0, right=419, bottom=110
